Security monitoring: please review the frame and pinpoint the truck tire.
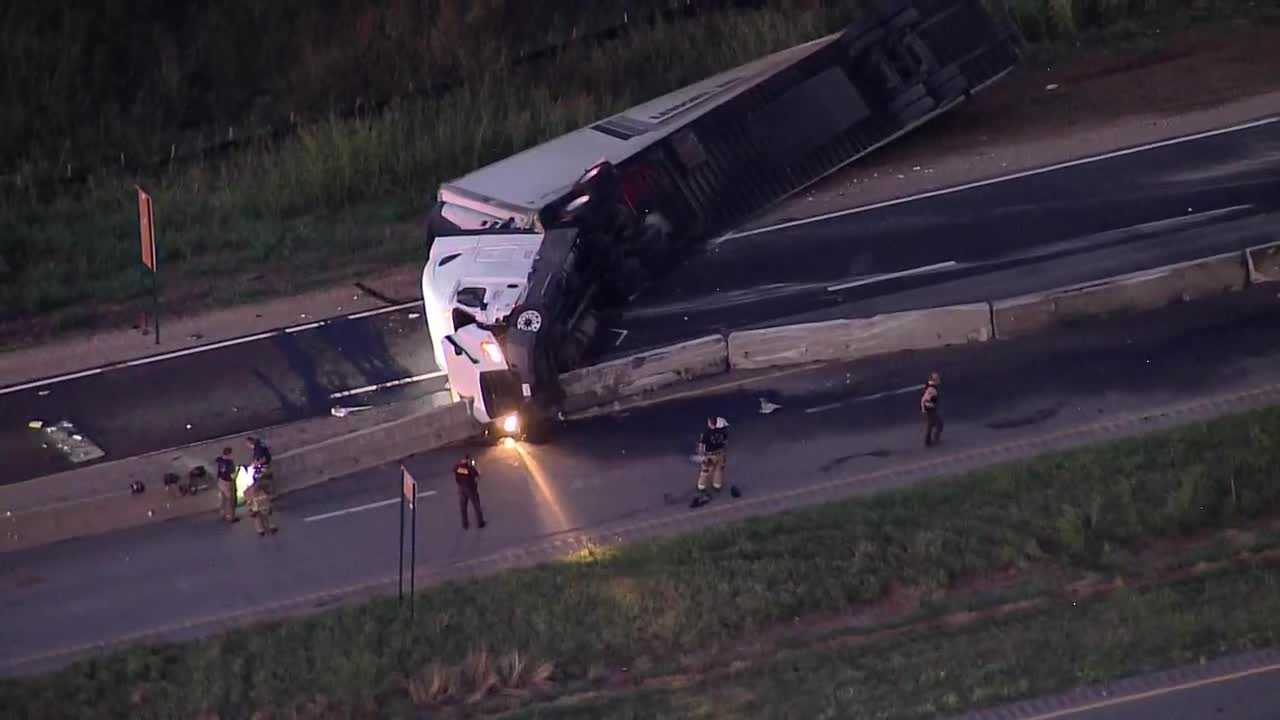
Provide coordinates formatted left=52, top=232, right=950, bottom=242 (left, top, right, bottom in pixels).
left=894, top=95, right=935, bottom=125
left=888, top=84, right=928, bottom=115
left=884, top=6, right=921, bottom=32
left=845, top=26, right=885, bottom=60
left=928, top=73, right=969, bottom=104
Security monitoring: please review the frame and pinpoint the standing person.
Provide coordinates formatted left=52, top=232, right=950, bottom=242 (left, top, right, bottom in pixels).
left=455, top=454, right=486, bottom=530
left=696, top=416, right=730, bottom=496
left=215, top=447, right=239, bottom=524
left=246, top=435, right=272, bottom=468
left=245, top=436, right=271, bottom=518
left=246, top=465, right=278, bottom=536
left=921, top=372, right=944, bottom=447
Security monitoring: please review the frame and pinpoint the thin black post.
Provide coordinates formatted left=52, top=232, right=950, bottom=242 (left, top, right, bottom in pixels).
left=152, top=268, right=160, bottom=345
left=410, top=495, right=417, bottom=620
left=398, top=479, right=405, bottom=604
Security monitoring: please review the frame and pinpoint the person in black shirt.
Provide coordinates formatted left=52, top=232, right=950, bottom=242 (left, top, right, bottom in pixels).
left=921, top=372, right=943, bottom=447
left=215, top=447, right=239, bottom=523
left=455, top=454, right=486, bottom=529
left=696, top=416, right=729, bottom=495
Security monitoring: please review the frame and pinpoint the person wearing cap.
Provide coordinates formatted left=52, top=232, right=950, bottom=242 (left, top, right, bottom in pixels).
left=455, top=454, right=486, bottom=530
left=921, top=372, right=944, bottom=447
left=696, top=416, right=730, bottom=495
left=215, top=447, right=239, bottom=523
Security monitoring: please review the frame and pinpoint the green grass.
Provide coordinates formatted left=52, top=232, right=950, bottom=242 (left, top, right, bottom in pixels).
left=4, top=403, right=1280, bottom=718
left=515, top=565, right=1280, bottom=719
left=5, top=1, right=1275, bottom=340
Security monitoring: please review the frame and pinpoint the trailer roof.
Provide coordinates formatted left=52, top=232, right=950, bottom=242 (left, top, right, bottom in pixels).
left=440, top=31, right=845, bottom=216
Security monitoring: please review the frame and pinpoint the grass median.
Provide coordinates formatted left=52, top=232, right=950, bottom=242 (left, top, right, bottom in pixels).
left=5, top=403, right=1280, bottom=718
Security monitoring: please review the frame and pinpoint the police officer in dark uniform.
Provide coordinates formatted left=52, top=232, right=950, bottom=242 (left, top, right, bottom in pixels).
left=455, top=454, right=486, bottom=530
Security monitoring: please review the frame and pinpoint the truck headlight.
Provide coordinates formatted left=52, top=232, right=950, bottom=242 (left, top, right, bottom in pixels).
left=501, top=413, right=520, bottom=434
left=481, top=340, right=505, bottom=363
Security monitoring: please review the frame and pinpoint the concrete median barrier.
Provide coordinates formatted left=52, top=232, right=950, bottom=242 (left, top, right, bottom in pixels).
left=1247, top=241, right=1280, bottom=284
left=0, top=394, right=478, bottom=553
left=992, top=251, right=1248, bottom=340
left=727, top=303, right=992, bottom=370
left=559, top=335, right=728, bottom=413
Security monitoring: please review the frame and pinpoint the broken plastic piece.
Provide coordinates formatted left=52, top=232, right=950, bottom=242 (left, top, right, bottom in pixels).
left=28, top=420, right=43, bottom=430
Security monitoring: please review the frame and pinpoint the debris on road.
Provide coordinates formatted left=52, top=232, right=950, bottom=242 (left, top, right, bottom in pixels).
left=759, top=398, right=782, bottom=414
left=331, top=405, right=373, bottom=418
left=40, top=420, right=105, bottom=463
left=27, top=420, right=43, bottom=430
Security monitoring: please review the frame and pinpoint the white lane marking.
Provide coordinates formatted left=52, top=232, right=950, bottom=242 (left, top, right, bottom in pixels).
left=805, top=402, right=843, bottom=414
left=328, top=370, right=448, bottom=400
left=285, top=321, right=325, bottom=334
left=826, top=261, right=958, bottom=292
left=1013, top=662, right=1280, bottom=720
left=721, top=115, right=1280, bottom=241
left=346, top=300, right=422, bottom=320
left=304, top=490, right=438, bottom=522
left=805, top=385, right=919, bottom=414
left=0, top=300, right=426, bottom=397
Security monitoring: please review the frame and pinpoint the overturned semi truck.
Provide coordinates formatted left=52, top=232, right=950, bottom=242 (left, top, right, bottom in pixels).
left=422, top=0, right=1019, bottom=439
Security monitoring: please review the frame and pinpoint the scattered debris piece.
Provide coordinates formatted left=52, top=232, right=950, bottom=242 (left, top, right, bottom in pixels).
left=185, top=423, right=193, bottom=430
left=759, top=398, right=782, bottom=415
left=37, top=390, right=50, bottom=397
left=408, top=312, right=421, bottom=320
left=188, top=334, right=204, bottom=341
left=1045, top=83, right=1060, bottom=91
left=28, top=420, right=43, bottom=429
left=41, top=420, right=105, bottom=463
left=330, top=405, right=373, bottom=418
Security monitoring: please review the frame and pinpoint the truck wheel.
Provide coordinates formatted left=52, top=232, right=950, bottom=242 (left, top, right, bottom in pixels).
left=894, top=95, right=935, bottom=125
left=928, top=74, right=969, bottom=104
left=884, top=6, right=921, bottom=31
left=888, top=84, right=928, bottom=115
left=845, top=26, right=885, bottom=60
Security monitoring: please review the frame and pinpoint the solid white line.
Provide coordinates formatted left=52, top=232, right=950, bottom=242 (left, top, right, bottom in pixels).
left=285, top=321, right=326, bottom=334
left=346, top=300, right=422, bottom=320
left=1, top=300, right=427, bottom=397
left=827, top=261, right=958, bottom=292
left=805, top=402, right=843, bottom=414
left=0, top=367, right=105, bottom=395
left=1013, top=662, right=1280, bottom=720
left=303, top=490, right=438, bottom=522
left=804, top=385, right=919, bottom=414
left=328, top=370, right=449, bottom=399
left=722, top=115, right=1280, bottom=241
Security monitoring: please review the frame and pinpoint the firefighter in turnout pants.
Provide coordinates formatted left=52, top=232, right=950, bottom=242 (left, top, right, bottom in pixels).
left=696, top=416, right=730, bottom=498
left=921, top=372, right=944, bottom=447
left=215, top=447, right=239, bottom=524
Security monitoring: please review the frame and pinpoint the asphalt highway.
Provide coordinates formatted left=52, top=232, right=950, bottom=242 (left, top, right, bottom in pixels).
left=600, top=117, right=1280, bottom=357
left=1, top=307, right=445, bottom=484
left=1, top=117, right=1276, bottom=486
left=3, top=285, right=1279, bottom=679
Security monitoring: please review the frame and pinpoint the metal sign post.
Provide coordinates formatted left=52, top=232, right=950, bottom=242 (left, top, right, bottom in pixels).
left=136, top=186, right=159, bottom=345
left=401, top=465, right=418, bottom=618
